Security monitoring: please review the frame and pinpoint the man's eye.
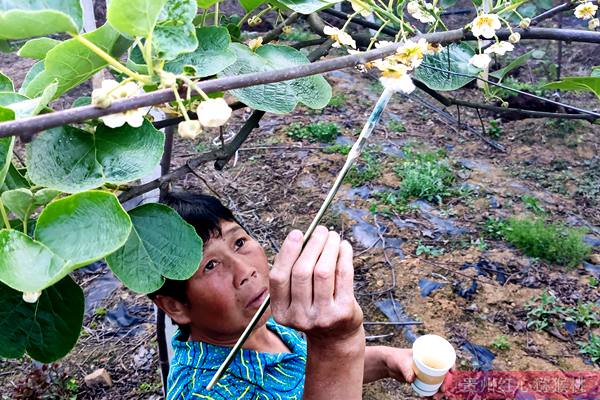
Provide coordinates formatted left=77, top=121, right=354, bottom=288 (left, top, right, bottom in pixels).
left=204, top=260, right=216, bottom=271
left=235, top=238, right=245, bottom=249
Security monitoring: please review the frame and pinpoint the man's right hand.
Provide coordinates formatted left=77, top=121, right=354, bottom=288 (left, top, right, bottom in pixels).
left=269, top=225, right=364, bottom=345
left=269, top=225, right=365, bottom=400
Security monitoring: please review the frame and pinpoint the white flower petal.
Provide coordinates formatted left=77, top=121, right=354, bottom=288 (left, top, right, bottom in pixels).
left=100, top=113, right=127, bottom=128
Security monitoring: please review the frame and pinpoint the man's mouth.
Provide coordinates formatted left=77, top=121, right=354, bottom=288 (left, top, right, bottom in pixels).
left=246, top=288, right=268, bottom=309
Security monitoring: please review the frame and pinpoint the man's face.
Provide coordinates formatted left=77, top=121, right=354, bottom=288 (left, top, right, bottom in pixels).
left=184, top=221, right=271, bottom=341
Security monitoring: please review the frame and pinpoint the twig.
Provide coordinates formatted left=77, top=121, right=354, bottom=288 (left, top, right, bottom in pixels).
left=364, top=321, right=423, bottom=326
left=2, top=27, right=600, bottom=138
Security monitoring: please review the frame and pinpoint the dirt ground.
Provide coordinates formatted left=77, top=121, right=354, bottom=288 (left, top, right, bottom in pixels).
left=0, top=3, right=599, bottom=400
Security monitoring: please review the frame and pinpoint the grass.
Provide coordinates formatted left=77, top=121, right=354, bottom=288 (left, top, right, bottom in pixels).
left=415, top=241, right=444, bottom=257
left=387, top=120, right=406, bottom=133
left=328, top=93, right=347, bottom=108
left=487, top=119, right=503, bottom=138
left=323, top=144, right=351, bottom=155
left=393, top=148, right=455, bottom=204
left=503, top=217, right=591, bottom=268
left=287, top=122, right=339, bottom=143
left=491, top=335, right=510, bottom=351
left=344, top=149, right=381, bottom=186
left=576, top=157, right=600, bottom=206
left=369, top=191, right=415, bottom=215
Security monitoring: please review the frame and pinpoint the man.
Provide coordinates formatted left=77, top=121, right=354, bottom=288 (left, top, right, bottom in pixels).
left=151, top=192, right=436, bottom=399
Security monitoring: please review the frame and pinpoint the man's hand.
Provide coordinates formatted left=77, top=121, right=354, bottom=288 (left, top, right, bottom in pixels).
left=269, top=225, right=365, bottom=400
left=269, top=225, right=364, bottom=345
left=363, top=347, right=414, bottom=384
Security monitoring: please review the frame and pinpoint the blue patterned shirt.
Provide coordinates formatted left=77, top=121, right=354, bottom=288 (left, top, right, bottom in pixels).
left=166, top=318, right=307, bottom=400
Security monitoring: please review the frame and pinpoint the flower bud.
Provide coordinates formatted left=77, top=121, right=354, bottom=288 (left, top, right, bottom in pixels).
left=508, top=32, right=521, bottom=44
left=248, top=16, right=262, bottom=27
left=197, top=98, right=233, bottom=127
left=23, top=291, right=42, bottom=303
left=178, top=120, right=203, bottom=139
left=248, top=37, right=263, bottom=51
left=519, top=18, right=531, bottom=29
left=589, top=18, right=600, bottom=29
left=282, top=25, right=292, bottom=35
left=91, top=88, right=112, bottom=109
left=160, top=71, right=177, bottom=88
left=501, top=101, right=509, bottom=108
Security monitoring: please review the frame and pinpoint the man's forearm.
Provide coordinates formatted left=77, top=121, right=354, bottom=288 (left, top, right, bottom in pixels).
left=303, top=329, right=366, bottom=400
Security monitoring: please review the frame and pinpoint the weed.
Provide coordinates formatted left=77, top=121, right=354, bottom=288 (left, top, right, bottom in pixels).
left=369, top=80, right=384, bottom=93
left=387, top=120, right=406, bottom=133
left=578, top=333, right=600, bottom=364
left=526, top=290, right=565, bottom=331
left=394, top=148, right=455, bottom=204
left=137, top=382, right=161, bottom=393
left=491, top=335, right=511, bottom=351
left=328, top=93, right=346, bottom=108
left=345, top=150, right=382, bottom=186
left=521, top=194, right=544, bottom=215
left=323, top=144, right=351, bottom=155
left=503, top=217, right=591, bottom=268
left=487, top=119, right=503, bottom=138
left=484, top=217, right=508, bottom=239
left=287, top=122, right=339, bottom=143
left=94, top=306, right=107, bottom=318
left=11, top=364, right=79, bottom=400
left=495, top=77, right=548, bottom=99
left=416, top=241, right=444, bottom=257
left=589, top=276, right=599, bottom=288
left=472, top=237, right=488, bottom=251
left=370, top=191, right=414, bottom=215
left=565, top=303, right=600, bottom=329
left=527, top=291, right=599, bottom=333
left=545, top=119, right=582, bottom=138
left=576, top=157, right=600, bottom=207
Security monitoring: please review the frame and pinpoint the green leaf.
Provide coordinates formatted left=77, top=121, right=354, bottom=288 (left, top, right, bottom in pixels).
left=35, top=191, right=132, bottom=270
left=0, top=0, right=83, bottom=39
left=106, top=203, right=203, bottom=293
left=542, top=77, right=600, bottom=99
left=0, top=229, right=66, bottom=293
left=1, top=188, right=60, bottom=220
left=1, top=164, right=28, bottom=193
left=0, top=70, right=13, bottom=91
left=165, top=27, right=236, bottom=76
left=107, top=0, right=168, bottom=37
left=72, top=96, right=91, bottom=107
left=414, top=42, right=480, bottom=91
left=271, top=0, right=341, bottom=14
left=153, top=0, right=199, bottom=60
left=19, top=61, right=44, bottom=94
left=591, top=66, right=600, bottom=78
left=0, top=81, right=56, bottom=119
left=240, top=0, right=266, bottom=12
left=490, top=50, right=534, bottom=82
left=0, top=106, right=15, bottom=190
left=27, top=120, right=164, bottom=193
left=0, top=276, right=83, bottom=363
left=17, top=37, right=61, bottom=59
left=23, top=24, right=131, bottom=99
left=219, top=43, right=331, bottom=113
left=197, top=0, right=220, bottom=8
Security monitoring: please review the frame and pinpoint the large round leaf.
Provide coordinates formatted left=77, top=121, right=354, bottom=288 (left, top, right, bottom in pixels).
left=35, top=191, right=132, bottom=269
left=27, top=120, right=164, bottom=193
left=0, top=229, right=66, bottom=293
left=106, top=203, right=203, bottom=293
left=153, top=0, right=198, bottom=61
left=107, top=0, right=166, bottom=38
left=0, top=0, right=83, bottom=40
left=219, top=43, right=332, bottom=113
left=0, top=276, right=84, bottom=363
left=414, top=43, right=480, bottom=91
left=164, top=27, right=236, bottom=77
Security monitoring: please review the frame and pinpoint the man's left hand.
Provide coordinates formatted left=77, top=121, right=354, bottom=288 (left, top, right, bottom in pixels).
left=363, top=346, right=415, bottom=384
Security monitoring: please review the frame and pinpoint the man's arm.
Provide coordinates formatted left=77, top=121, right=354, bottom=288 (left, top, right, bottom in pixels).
left=363, top=346, right=414, bottom=384
left=270, top=227, right=365, bottom=400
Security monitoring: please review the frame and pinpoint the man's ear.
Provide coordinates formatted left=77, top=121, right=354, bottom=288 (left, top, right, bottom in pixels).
left=153, top=295, right=192, bottom=326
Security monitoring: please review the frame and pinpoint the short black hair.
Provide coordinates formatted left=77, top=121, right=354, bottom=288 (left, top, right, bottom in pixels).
left=148, top=191, right=237, bottom=303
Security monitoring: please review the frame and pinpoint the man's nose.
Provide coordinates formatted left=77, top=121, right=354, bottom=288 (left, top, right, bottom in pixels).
left=230, top=257, right=257, bottom=288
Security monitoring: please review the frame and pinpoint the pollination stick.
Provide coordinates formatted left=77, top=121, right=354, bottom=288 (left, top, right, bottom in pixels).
left=206, top=87, right=395, bottom=390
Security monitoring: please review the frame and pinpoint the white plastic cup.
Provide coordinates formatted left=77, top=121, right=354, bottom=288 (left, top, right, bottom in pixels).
left=411, top=334, right=456, bottom=397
